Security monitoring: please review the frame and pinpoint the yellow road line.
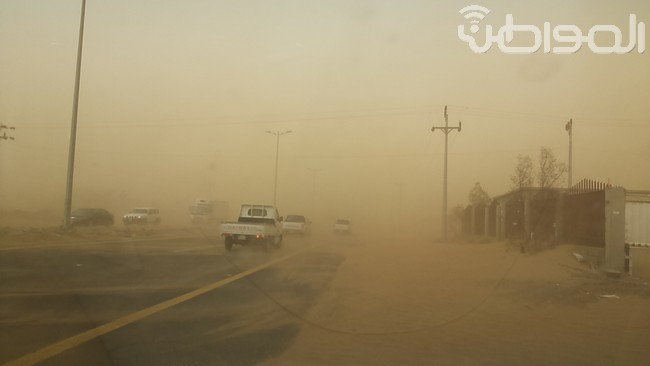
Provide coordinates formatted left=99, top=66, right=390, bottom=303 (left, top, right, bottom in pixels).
left=2, top=250, right=304, bottom=366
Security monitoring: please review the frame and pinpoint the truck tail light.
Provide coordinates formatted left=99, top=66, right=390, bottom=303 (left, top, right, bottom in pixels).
left=256, top=234, right=264, bottom=239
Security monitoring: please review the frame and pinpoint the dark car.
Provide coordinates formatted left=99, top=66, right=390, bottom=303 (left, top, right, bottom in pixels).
left=70, top=208, right=114, bottom=227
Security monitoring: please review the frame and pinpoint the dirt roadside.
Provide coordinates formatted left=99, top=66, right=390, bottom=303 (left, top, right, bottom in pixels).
left=259, top=235, right=650, bottom=366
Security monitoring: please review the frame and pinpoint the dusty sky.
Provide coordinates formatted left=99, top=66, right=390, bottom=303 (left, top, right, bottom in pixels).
left=0, top=0, right=648, bottom=230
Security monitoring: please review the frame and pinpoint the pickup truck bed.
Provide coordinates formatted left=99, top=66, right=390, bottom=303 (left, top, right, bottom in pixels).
left=221, top=222, right=271, bottom=236
left=220, top=204, right=284, bottom=251
left=220, top=219, right=282, bottom=251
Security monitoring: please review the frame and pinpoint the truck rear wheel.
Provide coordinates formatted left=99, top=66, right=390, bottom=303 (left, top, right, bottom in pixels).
left=225, top=237, right=233, bottom=251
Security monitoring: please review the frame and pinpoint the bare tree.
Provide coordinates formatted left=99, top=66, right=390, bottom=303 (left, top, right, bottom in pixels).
left=537, top=146, right=567, bottom=189
left=510, top=155, right=534, bottom=189
left=468, top=182, right=490, bottom=206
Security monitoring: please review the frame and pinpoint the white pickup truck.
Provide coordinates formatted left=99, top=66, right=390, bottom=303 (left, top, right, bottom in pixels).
left=220, top=204, right=283, bottom=251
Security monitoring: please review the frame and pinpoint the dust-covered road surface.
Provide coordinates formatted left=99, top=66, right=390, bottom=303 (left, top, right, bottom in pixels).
left=2, top=230, right=650, bottom=365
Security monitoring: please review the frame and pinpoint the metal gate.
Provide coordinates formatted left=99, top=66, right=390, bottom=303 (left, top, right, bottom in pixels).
left=624, top=191, right=650, bottom=274
left=626, top=201, right=650, bottom=245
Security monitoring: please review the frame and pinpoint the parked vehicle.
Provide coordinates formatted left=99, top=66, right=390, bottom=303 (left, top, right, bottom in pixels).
left=333, top=219, right=351, bottom=234
left=190, top=199, right=229, bottom=223
left=123, top=208, right=161, bottom=225
left=220, top=204, right=283, bottom=251
left=70, top=208, right=114, bottom=227
left=282, top=214, right=311, bottom=235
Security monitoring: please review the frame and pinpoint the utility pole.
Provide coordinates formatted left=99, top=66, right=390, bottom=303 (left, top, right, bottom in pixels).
left=431, top=106, right=461, bottom=241
left=0, top=124, right=15, bottom=142
left=265, top=130, right=292, bottom=206
left=565, top=118, right=573, bottom=189
left=63, top=0, right=87, bottom=229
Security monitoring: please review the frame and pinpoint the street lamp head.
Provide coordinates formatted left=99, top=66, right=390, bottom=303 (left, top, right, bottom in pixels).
left=565, top=118, right=573, bottom=132
left=266, top=130, right=292, bottom=136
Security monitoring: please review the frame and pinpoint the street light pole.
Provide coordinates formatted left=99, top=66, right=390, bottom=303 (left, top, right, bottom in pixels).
left=63, top=0, right=87, bottom=229
left=431, top=106, right=461, bottom=241
left=265, top=130, right=292, bottom=206
left=565, top=118, right=573, bottom=189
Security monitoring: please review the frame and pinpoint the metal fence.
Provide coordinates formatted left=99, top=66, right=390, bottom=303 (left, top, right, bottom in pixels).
left=564, top=189, right=606, bottom=247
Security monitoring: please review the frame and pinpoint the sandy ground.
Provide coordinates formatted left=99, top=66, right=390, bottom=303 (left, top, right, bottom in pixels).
left=258, top=233, right=650, bottom=366
left=2, top=224, right=649, bottom=365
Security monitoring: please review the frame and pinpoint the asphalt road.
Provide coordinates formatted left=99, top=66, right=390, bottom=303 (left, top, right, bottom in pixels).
left=3, top=232, right=650, bottom=366
left=0, top=233, right=340, bottom=366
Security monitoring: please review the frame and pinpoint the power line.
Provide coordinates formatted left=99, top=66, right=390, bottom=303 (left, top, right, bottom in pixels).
left=11, top=104, right=650, bottom=130
left=196, top=226, right=523, bottom=337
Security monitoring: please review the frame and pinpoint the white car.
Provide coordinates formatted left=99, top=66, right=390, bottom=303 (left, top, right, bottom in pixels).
left=333, top=219, right=351, bottom=234
left=123, top=208, right=161, bottom=225
left=282, top=215, right=311, bottom=235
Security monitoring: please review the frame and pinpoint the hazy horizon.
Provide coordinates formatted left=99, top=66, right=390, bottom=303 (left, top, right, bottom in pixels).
left=1, top=0, right=648, bottom=231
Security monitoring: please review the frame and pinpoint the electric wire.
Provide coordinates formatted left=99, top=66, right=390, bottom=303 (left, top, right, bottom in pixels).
left=198, top=227, right=522, bottom=336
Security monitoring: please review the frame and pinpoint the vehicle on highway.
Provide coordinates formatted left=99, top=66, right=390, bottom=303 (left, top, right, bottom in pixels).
left=70, top=208, right=114, bottom=227
left=189, top=199, right=229, bottom=223
left=282, top=214, right=311, bottom=235
left=220, top=204, right=283, bottom=251
left=122, top=208, right=161, bottom=225
left=333, top=219, right=351, bottom=234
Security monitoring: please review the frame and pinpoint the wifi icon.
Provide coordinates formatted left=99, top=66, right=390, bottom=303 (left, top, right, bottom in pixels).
left=459, top=5, right=490, bottom=34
